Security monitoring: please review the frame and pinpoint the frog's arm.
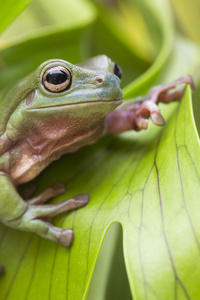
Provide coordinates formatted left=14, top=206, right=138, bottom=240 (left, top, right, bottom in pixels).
left=104, top=75, right=195, bottom=134
left=0, top=173, right=88, bottom=249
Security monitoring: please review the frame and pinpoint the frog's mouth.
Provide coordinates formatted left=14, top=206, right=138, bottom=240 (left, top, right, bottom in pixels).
left=27, top=99, right=123, bottom=110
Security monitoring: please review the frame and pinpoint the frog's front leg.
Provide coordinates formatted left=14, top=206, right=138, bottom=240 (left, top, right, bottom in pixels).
left=0, top=173, right=88, bottom=249
left=105, top=75, right=195, bottom=134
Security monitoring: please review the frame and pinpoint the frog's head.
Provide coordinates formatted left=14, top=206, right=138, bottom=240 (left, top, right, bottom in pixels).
left=28, top=54, right=123, bottom=109
left=4, top=55, right=123, bottom=144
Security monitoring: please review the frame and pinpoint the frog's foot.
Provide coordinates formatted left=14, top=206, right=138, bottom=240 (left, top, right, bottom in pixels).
left=22, top=193, right=89, bottom=247
left=134, top=75, right=195, bottom=131
left=105, top=75, right=195, bottom=134
left=0, top=265, right=5, bottom=277
left=18, top=193, right=89, bottom=247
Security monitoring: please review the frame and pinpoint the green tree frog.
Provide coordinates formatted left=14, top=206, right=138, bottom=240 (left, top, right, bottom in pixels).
left=0, top=55, right=194, bottom=276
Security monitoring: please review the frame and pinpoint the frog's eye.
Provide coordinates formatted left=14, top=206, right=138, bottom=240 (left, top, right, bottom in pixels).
left=113, top=63, right=122, bottom=80
left=42, top=66, right=72, bottom=93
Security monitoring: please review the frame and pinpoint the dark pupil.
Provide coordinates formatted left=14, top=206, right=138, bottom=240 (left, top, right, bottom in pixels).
left=114, top=63, right=122, bottom=79
left=46, top=69, right=68, bottom=85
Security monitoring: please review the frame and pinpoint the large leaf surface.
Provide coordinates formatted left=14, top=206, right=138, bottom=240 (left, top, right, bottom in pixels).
left=1, top=86, right=199, bottom=300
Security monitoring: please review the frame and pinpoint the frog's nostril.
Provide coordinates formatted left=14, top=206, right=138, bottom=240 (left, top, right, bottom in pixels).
left=96, top=78, right=104, bottom=84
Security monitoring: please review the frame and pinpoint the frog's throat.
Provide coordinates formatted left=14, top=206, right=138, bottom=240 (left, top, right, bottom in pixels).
left=26, top=99, right=123, bottom=110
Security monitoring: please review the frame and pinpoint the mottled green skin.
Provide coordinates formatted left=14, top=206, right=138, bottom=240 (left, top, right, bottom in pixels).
left=0, top=55, right=123, bottom=264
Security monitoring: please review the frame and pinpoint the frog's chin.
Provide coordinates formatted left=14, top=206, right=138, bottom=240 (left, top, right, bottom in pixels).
left=27, top=99, right=123, bottom=110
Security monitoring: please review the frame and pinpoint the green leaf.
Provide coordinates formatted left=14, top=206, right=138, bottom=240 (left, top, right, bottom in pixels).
left=1, top=86, right=199, bottom=300
left=0, top=0, right=34, bottom=35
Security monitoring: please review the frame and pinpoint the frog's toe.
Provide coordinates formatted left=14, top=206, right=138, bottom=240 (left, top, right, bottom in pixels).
left=134, top=100, right=165, bottom=130
left=134, top=116, right=149, bottom=131
left=59, top=229, right=74, bottom=248
left=148, top=74, right=195, bottom=104
left=27, top=193, right=89, bottom=219
left=70, top=193, right=89, bottom=208
left=28, top=182, right=66, bottom=205
left=21, top=219, right=74, bottom=247
left=150, top=112, right=165, bottom=126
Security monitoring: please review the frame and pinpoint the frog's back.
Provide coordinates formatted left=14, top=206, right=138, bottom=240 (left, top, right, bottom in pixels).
left=0, top=72, right=38, bottom=137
